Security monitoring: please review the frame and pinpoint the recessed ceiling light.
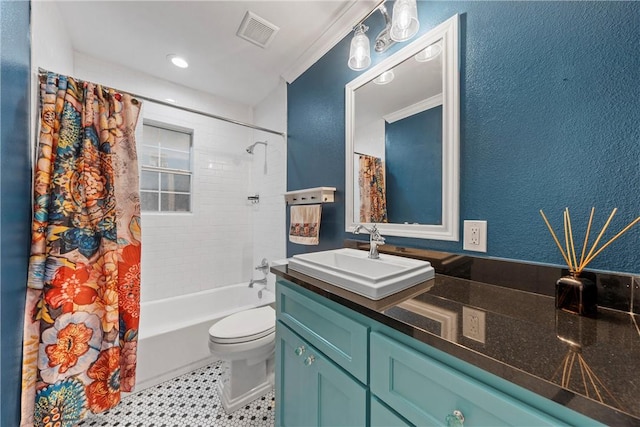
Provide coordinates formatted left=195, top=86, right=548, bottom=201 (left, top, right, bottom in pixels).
left=415, top=42, right=442, bottom=62
left=373, top=70, right=395, bottom=85
left=167, top=54, right=189, bottom=68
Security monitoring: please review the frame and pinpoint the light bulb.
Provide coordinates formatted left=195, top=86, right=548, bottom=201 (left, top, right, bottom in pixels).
left=348, top=25, right=371, bottom=71
left=390, top=0, right=419, bottom=42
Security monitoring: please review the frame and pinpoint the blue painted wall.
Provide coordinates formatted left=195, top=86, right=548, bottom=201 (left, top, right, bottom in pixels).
left=0, top=0, right=31, bottom=424
left=287, top=1, right=640, bottom=274
left=385, top=106, right=442, bottom=224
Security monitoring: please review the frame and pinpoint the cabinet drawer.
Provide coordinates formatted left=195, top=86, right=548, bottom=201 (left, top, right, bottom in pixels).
left=277, top=281, right=368, bottom=383
left=371, top=396, right=412, bottom=427
left=370, top=332, right=564, bottom=426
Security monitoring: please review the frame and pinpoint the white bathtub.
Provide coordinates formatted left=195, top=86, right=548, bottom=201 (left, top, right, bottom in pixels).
left=134, top=283, right=275, bottom=391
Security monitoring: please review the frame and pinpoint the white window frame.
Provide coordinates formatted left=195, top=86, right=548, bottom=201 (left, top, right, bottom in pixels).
left=140, top=121, right=194, bottom=213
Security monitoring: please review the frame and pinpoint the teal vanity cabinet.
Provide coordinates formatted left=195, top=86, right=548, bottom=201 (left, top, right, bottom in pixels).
left=276, top=278, right=369, bottom=426
left=275, top=277, right=604, bottom=427
left=276, top=322, right=367, bottom=426
left=369, top=332, right=565, bottom=426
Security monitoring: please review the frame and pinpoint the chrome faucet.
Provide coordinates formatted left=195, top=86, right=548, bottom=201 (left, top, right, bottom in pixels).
left=249, top=258, right=269, bottom=298
left=249, top=277, right=267, bottom=288
left=352, top=224, right=385, bottom=259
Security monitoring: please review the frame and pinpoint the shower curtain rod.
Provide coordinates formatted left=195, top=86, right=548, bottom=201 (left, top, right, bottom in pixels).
left=37, top=68, right=286, bottom=138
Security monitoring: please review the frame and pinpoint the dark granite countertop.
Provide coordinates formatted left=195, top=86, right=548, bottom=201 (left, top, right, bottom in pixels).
left=272, top=263, right=640, bottom=426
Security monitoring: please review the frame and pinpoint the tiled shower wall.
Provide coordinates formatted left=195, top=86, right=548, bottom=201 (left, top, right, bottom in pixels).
left=138, top=102, right=255, bottom=301
left=69, top=56, right=286, bottom=303
left=250, top=80, right=288, bottom=293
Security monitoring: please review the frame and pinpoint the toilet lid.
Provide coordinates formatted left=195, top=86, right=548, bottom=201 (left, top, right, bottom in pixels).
left=209, top=306, right=275, bottom=344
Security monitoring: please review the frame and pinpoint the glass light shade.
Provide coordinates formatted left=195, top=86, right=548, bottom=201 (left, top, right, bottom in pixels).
left=348, top=26, right=371, bottom=71
left=415, top=42, right=442, bottom=62
left=373, top=70, right=395, bottom=85
left=390, top=0, right=419, bottom=42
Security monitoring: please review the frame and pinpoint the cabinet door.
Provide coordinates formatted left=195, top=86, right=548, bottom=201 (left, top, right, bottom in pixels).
left=371, top=396, right=412, bottom=427
left=371, top=332, right=565, bottom=427
left=276, top=321, right=367, bottom=427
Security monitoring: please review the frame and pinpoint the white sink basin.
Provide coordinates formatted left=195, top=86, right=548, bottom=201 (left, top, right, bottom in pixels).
left=288, top=248, right=434, bottom=300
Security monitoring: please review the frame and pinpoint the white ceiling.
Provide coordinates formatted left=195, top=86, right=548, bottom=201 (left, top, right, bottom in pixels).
left=55, top=0, right=377, bottom=107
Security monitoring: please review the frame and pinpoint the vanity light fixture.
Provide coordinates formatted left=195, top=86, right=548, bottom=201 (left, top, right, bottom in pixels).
left=167, top=54, right=189, bottom=68
left=415, top=41, right=442, bottom=62
left=390, top=0, right=420, bottom=42
left=347, top=0, right=420, bottom=71
left=348, top=24, right=372, bottom=71
left=373, top=70, right=395, bottom=85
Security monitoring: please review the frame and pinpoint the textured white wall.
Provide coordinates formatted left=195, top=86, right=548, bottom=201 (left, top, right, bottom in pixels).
left=31, top=1, right=74, bottom=76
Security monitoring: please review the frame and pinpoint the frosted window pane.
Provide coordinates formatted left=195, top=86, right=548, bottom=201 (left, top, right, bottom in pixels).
left=161, top=173, right=190, bottom=192
left=140, top=145, right=159, bottom=167
left=142, top=125, right=160, bottom=147
left=140, top=171, right=159, bottom=191
left=141, top=191, right=159, bottom=211
left=161, top=150, right=190, bottom=170
left=161, top=193, right=190, bottom=212
left=160, top=128, right=191, bottom=152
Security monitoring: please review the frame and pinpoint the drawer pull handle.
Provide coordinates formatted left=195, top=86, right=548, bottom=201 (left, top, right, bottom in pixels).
left=303, top=355, right=315, bottom=366
left=294, top=345, right=305, bottom=356
left=445, top=410, right=464, bottom=427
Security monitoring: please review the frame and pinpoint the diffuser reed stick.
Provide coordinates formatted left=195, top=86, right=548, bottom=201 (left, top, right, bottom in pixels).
left=578, top=207, right=595, bottom=269
left=540, top=210, right=572, bottom=270
left=565, top=208, right=579, bottom=272
left=582, top=216, right=640, bottom=268
left=540, top=208, right=640, bottom=275
left=581, top=208, right=617, bottom=269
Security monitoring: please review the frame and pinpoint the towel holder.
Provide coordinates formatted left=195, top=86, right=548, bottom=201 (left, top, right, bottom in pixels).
left=284, top=187, right=336, bottom=205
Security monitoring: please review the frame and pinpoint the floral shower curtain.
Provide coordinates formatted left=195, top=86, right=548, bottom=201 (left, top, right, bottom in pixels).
left=358, top=154, right=388, bottom=223
left=21, top=72, right=142, bottom=426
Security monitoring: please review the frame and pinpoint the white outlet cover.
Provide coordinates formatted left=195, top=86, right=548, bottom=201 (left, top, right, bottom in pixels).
left=462, top=306, right=486, bottom=343
left=463, top=220, right=487, bottom=252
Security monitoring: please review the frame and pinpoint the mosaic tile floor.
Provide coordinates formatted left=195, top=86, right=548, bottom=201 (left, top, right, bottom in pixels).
left=77, top=361, right=275, bottom=427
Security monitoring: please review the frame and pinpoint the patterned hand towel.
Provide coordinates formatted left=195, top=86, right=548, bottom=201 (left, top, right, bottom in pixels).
left=289, top=204, right=322, bottom=245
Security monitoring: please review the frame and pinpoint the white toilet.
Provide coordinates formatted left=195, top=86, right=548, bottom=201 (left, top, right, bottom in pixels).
left=208, top=305, right=276, bottom=413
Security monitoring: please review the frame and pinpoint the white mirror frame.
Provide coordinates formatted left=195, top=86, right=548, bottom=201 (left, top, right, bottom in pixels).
left=345, top=14, right=460, bottom=241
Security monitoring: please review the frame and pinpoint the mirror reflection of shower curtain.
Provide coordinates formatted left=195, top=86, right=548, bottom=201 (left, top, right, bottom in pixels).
left=358, top=154, right=388, bottom=223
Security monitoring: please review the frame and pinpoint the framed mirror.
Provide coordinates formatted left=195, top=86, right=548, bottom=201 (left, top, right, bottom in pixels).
left=345, top=14, right=459, bottom=240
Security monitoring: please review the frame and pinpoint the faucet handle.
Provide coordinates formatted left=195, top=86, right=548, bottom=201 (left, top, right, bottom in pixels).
left=370, top=224, right=384, bottom=242
left=255, top=258, right=269, bottom=271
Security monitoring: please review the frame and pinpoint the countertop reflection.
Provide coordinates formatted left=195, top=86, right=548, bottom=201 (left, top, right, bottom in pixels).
left=272, top=264, right=640, bottom=425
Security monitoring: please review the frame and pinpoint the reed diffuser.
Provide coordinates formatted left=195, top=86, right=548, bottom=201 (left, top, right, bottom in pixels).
left=540, top=207, right=640, bottom=317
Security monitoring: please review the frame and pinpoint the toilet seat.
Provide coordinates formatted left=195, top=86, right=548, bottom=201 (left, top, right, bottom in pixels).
left=209, top=306, right=275, bottom=344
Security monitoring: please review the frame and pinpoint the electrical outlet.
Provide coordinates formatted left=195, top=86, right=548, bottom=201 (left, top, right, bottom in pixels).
left=463, top=220, right=487, bottom=252
left=462, top=306, right=486, bottom=343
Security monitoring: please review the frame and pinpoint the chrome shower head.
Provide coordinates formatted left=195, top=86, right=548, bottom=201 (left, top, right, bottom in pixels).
left=246, top=141, right=267, bottom=154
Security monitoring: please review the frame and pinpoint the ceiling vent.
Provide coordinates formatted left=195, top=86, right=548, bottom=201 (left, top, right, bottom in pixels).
left=236, top=11, right=280, bottom=49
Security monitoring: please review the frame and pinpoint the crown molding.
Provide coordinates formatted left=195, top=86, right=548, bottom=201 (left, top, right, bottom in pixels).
left=383, top=94, right=443, bottom=124
left=281, top=0, right=379, bottom=84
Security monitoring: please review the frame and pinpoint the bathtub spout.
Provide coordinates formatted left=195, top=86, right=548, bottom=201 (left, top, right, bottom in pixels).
left=249, top=278, right=266, bottom=288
